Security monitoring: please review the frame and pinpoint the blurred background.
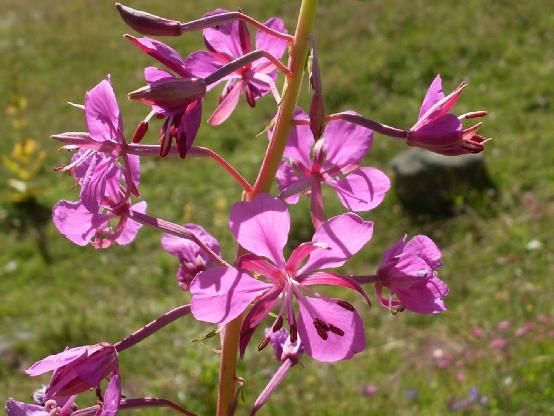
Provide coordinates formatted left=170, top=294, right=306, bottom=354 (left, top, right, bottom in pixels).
left=0, top=0, right=552, bottom=414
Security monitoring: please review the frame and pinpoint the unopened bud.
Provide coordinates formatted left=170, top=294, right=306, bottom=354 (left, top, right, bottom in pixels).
left=128, top=78, right=206, bottom=109
left=116, top=3, right=182, bottom=36
left=309, top=93, right=325, bottom=140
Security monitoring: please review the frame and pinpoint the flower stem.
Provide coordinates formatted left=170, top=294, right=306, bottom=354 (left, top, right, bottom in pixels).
left=71, top=397, right=197, bottom=416
left=127, top=210, right=230, bottom=267
left=127, top=144, right=252, bottom=192
left=205, top=50, right=292, bottom=85
left=326, top=112, right=408, bottom=138
left=216, top=2, right=319, bottom=415
left=114, top=304, right=191, bottom=352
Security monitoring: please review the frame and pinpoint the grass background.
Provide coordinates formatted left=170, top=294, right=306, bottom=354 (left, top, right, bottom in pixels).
left=1, top=0, right=553, bottom=414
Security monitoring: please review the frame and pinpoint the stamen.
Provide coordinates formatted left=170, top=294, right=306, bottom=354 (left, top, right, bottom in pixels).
left=337, top=300, right=355, bottom=311
left=289, top=324, right=297, bottom=343
left=313, top=320, right=328, bottom=340
left=272, top=316, right=283, bottom=332
left=44, top=400, right=58, bottom=412
left=328, top=324, right=344, bottom=336
left=131, top=121, right=149, bottom=144
left=314, top=318, right=329, bottom=331
left=257, top=336, right=271, bottom=351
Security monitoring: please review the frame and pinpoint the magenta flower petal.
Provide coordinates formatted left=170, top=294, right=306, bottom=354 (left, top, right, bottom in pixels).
left=202, top=10, right=242, bottom=58
left=5, top=400, right=48, bottom=416
left=286, top=242, right=326, bottom=274
left=126, top=36, right=192, bottom=78
left=239, top=287, right=282, bottom=357
left=144, top=66, right=174, bottom=84
left=301, top=213, right=373, bottom=272
left=85, top=77, right=123, bottom=143
left=79, top=155, right=119, bottom=213
left=276, top=161, right=314, bottom=204
left=418, top=74, right=445, bottom=119
left=25, top=347, right=88, bottom=376
left=52, top=201, right=109, bottom=246
left=185, top=51, right=226, bottom=87
left=329, top=167, right=390, bottom=212
left=297, top=271, right=371, bottom=306
left=402, top=235, right=442, bottom=269
left=190, top=266, right=271, bottom=325
left=254, top=18, right=288, bottom=61
left=229, top=194, right=289, bottom=267
left=395, top=278, right=448, bottom=314
left=323, top=114, right=373, bottom=167
left=208, top=80, right=244, bottom=126
left=178, top=99, right=203, bottom=151
left=162, top=224, right=221, bottom=260
left=126, top=153, right=141, bottom=189
left=115, top=201, right=147, bottom=245
left=410, top=113, right=462, bottom=143
left=297, top=296, right=365, bottom=362
left=280, top=108, right=313, bottom=169
left=100, top=374, right=121, bottom=416
left=237, top=254, right=282, bottom=281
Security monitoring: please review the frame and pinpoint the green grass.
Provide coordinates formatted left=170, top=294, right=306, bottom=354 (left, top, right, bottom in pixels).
left=1, top=0, right=553, bottom=415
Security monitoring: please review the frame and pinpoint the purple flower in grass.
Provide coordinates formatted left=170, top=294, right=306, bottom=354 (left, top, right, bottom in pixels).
left=53, top=77, right=140, bottom=213
left=375, top=235, right=448, bottom=314
left=190, top=194, right=373, bottom=362
left=126, top=36, right=205, bottom=158
left=407, top=75, right=489, bottom=156
left=186, top=9, right=288, bottom=125
left=276, top=108, right=390, bottom=216
left=161, top=224, right=221, bottom=291
left=25, top=343, right=119, bottom=402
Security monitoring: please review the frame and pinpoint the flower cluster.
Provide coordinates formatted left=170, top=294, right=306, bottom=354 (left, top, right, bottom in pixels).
left=6, top=2, right=490, bottom=416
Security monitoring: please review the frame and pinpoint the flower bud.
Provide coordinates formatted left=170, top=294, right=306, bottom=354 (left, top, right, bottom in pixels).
left=115, top=3, right=182, bottom=36
left=128, top=78, right=206, bottom=110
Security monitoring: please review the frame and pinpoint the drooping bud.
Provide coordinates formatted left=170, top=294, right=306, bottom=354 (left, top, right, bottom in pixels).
left=128, top=78, right=206, bottom=110
left=115, top=3, right=182, bottom=36
left=131, top=121, right=149, bottom=144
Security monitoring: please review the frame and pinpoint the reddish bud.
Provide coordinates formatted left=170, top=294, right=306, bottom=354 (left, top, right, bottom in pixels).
left=128, top=78, right=206, bottom=109
left=116, top=3, right=182, bottom=36
left=131, top=121, right=149, bottom=144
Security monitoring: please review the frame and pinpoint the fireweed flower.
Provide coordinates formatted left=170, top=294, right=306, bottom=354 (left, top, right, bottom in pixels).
left=161, top=224, right=222, bottom=290
left=52, top=77, right=140, bottom=212
left=25, top=343, right=120, bottom=401
left=190, top=194, right=372, bottom=362
left=276, top=108, right=390, bottom=216
left=126, top=35, right=205, bottom=158
left=185, top=9, right=288, bottom=125
left=375, top=235, right=448, bottom=314
left=407, top=75, right=488, bottom=156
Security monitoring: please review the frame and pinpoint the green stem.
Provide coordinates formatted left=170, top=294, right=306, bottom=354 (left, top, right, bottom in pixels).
left=216, top=1, right=318, bottom=415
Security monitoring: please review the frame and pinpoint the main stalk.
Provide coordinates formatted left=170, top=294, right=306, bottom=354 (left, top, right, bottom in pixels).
left=215, top=1, right=318, bottom=414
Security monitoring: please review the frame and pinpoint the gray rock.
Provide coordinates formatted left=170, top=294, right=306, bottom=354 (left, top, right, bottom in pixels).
left=391, top=149, right=495, bottom=216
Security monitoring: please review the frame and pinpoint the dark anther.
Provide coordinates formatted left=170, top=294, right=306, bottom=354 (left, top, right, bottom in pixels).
left=328, top=324, right=345, bottom=336
left=337, top=300, right=355, bottom=311
left=257, top=336, right=270, bottom=351
left=289, top=324, right=298, bottom=343
left=272, top=316, right=283, bottom=332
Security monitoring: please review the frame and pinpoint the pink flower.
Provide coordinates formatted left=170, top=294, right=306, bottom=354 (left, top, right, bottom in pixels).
left=52, top=77, right=140, bottom=213
left=25, top=343, right=119, bottom=401
left=276, top=108, right=390, bottom=213
left=375, top=235, right=448, bottom=314
left=362, top=384, right=378, bottom=397
left=185, top=9, right=288, bottom=125
left=126, top=36, right=204, bottom=158
left=190, top=194, right=373, bottom=362
left=52, top=198, right=146, bottom=249
left=407, top=75, right=488, bottom=156
left=489, top=337, right=507, bottom=349
left=161, top=224, right=221, bottom=291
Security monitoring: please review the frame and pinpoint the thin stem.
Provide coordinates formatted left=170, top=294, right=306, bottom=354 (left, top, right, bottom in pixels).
left=251, top=0, right=318, bottom=196
left=127, top=210, right=230, bottom=267
left=116, top=3, right=293, bottom=42
left=216, top=2, right=319, bottom=415
left=127, top=144, right=252, bottom=192
left=179, top=12, right=294, bottom=42
left=114, top=304, right=191, bottom=352
left=205, top=50, right=292, bottom=86
left=71, top=398, right=197, bottom=416
left=326, top=112, right=408, bottom=138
